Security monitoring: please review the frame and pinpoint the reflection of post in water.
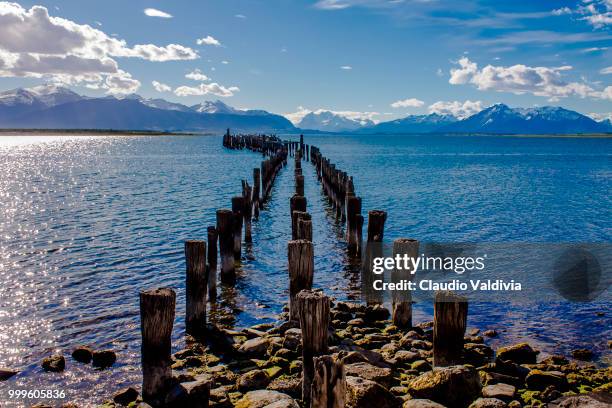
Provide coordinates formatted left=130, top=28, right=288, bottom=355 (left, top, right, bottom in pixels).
left=362, top=210, right=387, bottom=305
left=392, top=238, right=419, bottom=329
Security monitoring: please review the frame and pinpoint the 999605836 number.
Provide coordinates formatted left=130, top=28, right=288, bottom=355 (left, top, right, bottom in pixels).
left=7, top=389, right=66, bottom=399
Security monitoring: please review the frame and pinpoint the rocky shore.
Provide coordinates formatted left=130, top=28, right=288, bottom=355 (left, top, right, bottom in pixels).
left=82, top=300, right=611, bottom=408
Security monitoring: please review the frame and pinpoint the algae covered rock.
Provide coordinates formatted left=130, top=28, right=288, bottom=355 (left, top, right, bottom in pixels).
left=468, top=397, right=507, bottom=408
left=408, top=365, right=481, bottom=407
left=345, top=361, right=394, bottom=389
left=496, top=343, right=538, bottom=364
left=345, top=375, right=398, bottom=408
left=403, top=399, right=446, bottom=408
left=237, top=369, right=271, bottom=392
left=235, top=390, right=298, bottom=408
left=525, top=369, right=568, bottom=391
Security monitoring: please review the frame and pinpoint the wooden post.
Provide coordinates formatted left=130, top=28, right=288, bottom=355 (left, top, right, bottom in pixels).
left=345, top=196, right=362, bottom=256
left=297, top=214, right=313, bottom=242
left=296, top=174, right=305, bottom=196
left=185, top=241, right=208, bottom=338
left=291, top=210, right=311, bottom=240
left=216, top=209, right=235, bottom=284
left=433, top=291, right=468, bottom=367
left=231, top=196, right=243, bottom=259
left=391, top=238, right=419, bottom=329
left=288, top=240, right=314, bottom=321
left=253, top=168, right=261, bottom=218
left=140, top=288, right=176, bottom=405
left=242, top=181, right=253, bottom=243
left=367, top=210, right=387, bottom=242
left=297, top=290, right=329, bottom=407
left=290, top=194, right=307, bottom=217
left=312, top=355, right=346, bottom=408
left=207, top=226, right=218, bottom=303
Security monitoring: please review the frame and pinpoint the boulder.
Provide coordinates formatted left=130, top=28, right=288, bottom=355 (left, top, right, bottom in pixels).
left=235, top=390, right=298, bottom=408
left=237, top=369, right=270, bottom=392
left=495, top=343, right=538, bottom=364
left=92, top=350, right=116, bottom=368
left=468, top=398, right=507, bottom=408
left=267, top=375, right=301, bottom=399
left=364, top=305, right=390, bottom=322
left=571, top=349, right=593, bottom=361
left=483, top=330, right=498, bottom=337
left=345, top=362, right=394, bottom=388
left=403, top=399, right=446, bottom=408
left=72, top=346, right=93, bottom=364
left=0, top=368, right=18, bottom=381
left=239, top=337, right=270, bottom=356
left=482, top=383, right=515, bottom=401
left=113, top=387, right=139, bottom=405
left=42, top=354, right=65, bottom=372
left=165, top=377, right=211, bottom=408
left=394, top=350, right=420, bottom=365
left=408, top=365, right=481, bottom=408
left=525, top=369, right=568, bottom=391
left=345, top=376, right=398, bottom=408
left=549, top=392, right=612, bottom=407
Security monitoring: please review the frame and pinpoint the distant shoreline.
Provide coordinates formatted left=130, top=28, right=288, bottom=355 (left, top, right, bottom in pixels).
left=1, top=128, right=610, bottom=138
left=0, top=128, right=206, bottom=136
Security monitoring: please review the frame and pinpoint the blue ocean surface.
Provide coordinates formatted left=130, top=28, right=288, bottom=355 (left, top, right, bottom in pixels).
left=0, top=134, right=610, bottom=406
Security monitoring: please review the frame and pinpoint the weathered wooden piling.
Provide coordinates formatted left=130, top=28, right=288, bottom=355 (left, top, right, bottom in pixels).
left=140, top=288, right=176, bottom=405
left=185, top=240, right=208, bottom=338
left=288, top=240, right=314, bottom=321
left=291, top=210, right=312, bottom=240
left=290, top=194, right=307, bottom=216
left=312, top=355, right=346, bottom=408
left=207, top=226, right=218, bottom=302
left=253, top=168, right=261, bottom=218
left=345, top=196, right=363, bottom=256
left=367, top=210, right=387, bottom=242
left=297, top=290, right=330, bottom=407
left=216, top=209, right=235, bottom=284
left=391, top=238, right=419, bottom=329
left=297, top=213, right=313, bottom=241
left=241, top=181, right=253, bottom=243
left=231, top=197, right=244, bottom=259
left=296, top=174, right=305, bottom=196
left=433, top=291, right=468, bottom=367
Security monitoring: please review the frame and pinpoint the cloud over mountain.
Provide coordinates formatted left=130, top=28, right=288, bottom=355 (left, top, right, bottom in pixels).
left=0, top=2, right=197, bottom=93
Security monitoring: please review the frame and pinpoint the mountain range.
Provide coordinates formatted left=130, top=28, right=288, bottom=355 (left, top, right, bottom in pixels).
left=0, top=85, right=610, bottom=134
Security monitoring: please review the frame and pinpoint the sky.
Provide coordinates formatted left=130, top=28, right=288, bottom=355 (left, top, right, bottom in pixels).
left=0, top=0, right=610, bottom=123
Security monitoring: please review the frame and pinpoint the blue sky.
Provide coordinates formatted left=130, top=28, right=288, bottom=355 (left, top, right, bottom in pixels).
left=0, top=0, right=610, bottom=122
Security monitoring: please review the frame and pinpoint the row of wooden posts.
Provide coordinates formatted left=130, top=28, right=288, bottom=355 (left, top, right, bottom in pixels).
left=137, top=133, right=468, bottom=407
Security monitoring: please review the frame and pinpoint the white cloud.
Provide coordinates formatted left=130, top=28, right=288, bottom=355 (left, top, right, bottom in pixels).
left=600, top=66, right=612, bottom=74
left=284, top=106, right=380, bottom=125
left=587, top=112, right=612, bottom=121
left=583, top=46, right=608, bottom=52
left=152, top=80, right=171, bottom=92
left=197, top=36, right=221, bottom=46
left=340, top=65, right=352, bottom=70
left=428, top=100, right=483, bottom=119
left=449, top=57, right=609, bottom=101
left=390, top=98, right=425, bottom=108
left=552, top=7, right=572, bottom=16
left=577, top=0, right=612, bottom=28
left=105, top=70, right=140, bottom=94
left=221, top=60, right=229, bottom=64
left=0, top=3, right=198, bottom=93
left=174, top=82, right=239, bottom=97
left=144, top=8, right=172, bottom=18
left=235, top=14, right=246, bottom=19
left=185, top=69, right=209, bottom=81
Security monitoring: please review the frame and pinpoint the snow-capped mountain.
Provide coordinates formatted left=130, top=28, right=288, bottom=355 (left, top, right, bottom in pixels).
left=0, top=87, right=295, bottom=132
left=360, top=113, right=457, bottom=133
left=444, top=104, right=608, bottom=134
left=191, top=100, right=239, bottom=114
left=0, top=84, right=82, bottom=107
left=297, top=110, right=374, bottom=132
